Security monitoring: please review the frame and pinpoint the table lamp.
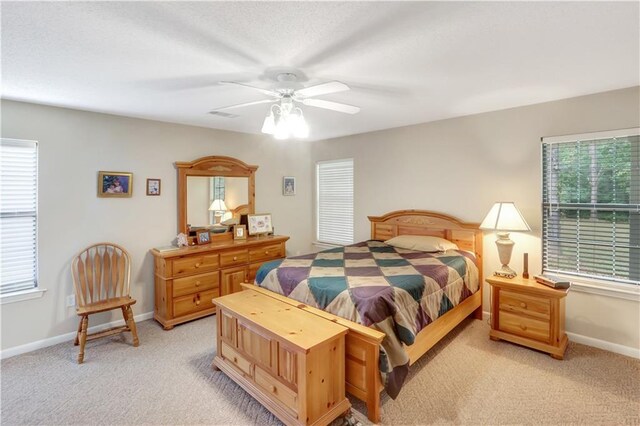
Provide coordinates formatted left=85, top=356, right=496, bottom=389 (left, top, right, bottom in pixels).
left=208, top=199, right=228, bottom=224
left=480, top=202, right=531, bottom=278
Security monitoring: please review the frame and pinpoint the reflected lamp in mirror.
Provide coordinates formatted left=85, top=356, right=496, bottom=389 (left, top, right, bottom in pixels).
left=480, top=202, right=531, bottom=279
left=208, top=199, right=228, bottom=224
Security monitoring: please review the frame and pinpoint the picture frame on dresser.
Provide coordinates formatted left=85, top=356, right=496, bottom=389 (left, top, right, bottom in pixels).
left=233, top=225, right=247, bottom=240
left=196, top=229, right=211, bottom=245
left=247, top=213, right=273, bottom=235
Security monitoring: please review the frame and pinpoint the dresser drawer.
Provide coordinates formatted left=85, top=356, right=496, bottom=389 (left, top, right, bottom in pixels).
left=173, top=289, right=218, bottom=317
left=220, top=249, right=249, bottom=268
left=255, top=366, right=298, bottom=416
left=172, top=254, right=219, bottom=277
left=173, top=272, right=219, bottom=298
left=221, top=342, right=252, bottom=377
left=499, top=311, right=550, bottom=343
left=499, top=290, right=550, bottom=320
left=249, top=243, right=285, bottom=263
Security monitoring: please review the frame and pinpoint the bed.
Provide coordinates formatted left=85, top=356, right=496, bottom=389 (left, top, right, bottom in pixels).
left=249, top=210, right=483, bottom=423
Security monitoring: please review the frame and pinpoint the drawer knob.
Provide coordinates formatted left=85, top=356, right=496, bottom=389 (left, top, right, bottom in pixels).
left=195, top=263, right=201, bottom=268
left=196, top=299, right=201, bottom=306
left=233, top=357, right=238, bottom=363
left=520, top=324, right=527, bottom=331
left=520, top=302, right=527, bottom=308
left=269, top=385, right=276, bottom=393
left=195, top=281, right=201, bottom=286
left=265, top=251, right=269, bottom=255
left=233, top=256, right=237, bottom=261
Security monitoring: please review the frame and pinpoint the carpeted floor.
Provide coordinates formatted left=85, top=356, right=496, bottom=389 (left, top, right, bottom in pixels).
left=1, top=316, right=639, bottom=425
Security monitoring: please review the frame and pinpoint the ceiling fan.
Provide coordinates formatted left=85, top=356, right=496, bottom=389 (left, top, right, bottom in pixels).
left=211, top=71, right=361, bottom=139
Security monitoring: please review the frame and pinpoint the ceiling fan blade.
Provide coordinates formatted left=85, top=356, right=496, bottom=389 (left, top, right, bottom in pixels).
left=211, top=99, right=276, bottom=112
left=301, top=98, right=360, bottom=114
left=295, top=81, right=350, bottom=98
left=219, top=81, right=281, bottom=98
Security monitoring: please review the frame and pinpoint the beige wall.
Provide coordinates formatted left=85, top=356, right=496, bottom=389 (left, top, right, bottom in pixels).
left=310, top=86, right=640, bottom=350
left=0, top=100, right=314, bottom=351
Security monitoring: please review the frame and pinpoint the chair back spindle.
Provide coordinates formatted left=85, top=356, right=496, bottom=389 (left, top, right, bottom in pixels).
left=72, top=243, right=131, bottom=307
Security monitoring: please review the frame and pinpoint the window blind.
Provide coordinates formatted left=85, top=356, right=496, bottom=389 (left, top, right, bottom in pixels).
left=0, top=139, right=38, bottom=294
left=317, top=159, right=354, bottom=245
left=542, top=129, right=639, bottom=284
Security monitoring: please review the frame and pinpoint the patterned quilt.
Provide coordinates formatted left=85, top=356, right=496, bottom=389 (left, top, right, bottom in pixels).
left=255, top=240, right=479, bottom=399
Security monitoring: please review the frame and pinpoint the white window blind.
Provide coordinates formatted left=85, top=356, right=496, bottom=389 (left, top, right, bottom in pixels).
left=542, top=129, right=639, bottom=285
left=317, top=159, right=354, bottom=245
left=0, top=139, right=38, bottom=295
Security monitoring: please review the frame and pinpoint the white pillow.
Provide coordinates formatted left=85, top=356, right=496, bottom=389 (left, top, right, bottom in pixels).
left=385, top=235, right=459, bottom=252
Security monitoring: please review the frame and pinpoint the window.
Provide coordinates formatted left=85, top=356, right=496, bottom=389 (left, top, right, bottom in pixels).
left=316, top=159, right=354, bottom=245
left=542, top=128, right=639, bottom=285
left=1, top=139, right=38, bottom=295
left=209, top=177, right=226, bottom=224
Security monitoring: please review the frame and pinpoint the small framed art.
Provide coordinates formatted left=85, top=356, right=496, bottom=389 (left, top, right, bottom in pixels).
left=247, top=213, right=273, bottom=235
left=283, top=176, right=295, bottom=196
left=146, top=178, right=161, bottom=196
left=233, top=224, right=247, bottom=240
left=196, top=229, right=211, bottom=245
left=98, top=171, right=133, bottom=198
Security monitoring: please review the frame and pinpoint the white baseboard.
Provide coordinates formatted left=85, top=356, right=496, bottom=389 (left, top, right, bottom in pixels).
left=481, top=310, right=639, bottom=359
left=0, top=311, right=154, bottom=360
left=566, top=332, right=640, bottom=359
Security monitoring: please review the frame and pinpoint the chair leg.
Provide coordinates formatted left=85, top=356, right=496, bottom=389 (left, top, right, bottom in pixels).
left=74, top=318, right=83, bottom=346
left=77, top=316, right=89, bottom=364
left=125, top=305, right=140, bottom=347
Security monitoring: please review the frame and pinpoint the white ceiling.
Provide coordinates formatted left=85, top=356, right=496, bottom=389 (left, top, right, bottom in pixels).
left=2, top=2, right=639, bottom=141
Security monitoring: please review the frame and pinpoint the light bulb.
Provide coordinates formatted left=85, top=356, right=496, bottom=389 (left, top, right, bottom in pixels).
left=274, top=117, right=290, bottom=140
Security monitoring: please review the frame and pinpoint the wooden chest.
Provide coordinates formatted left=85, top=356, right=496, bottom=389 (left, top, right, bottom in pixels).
left=213, top=289, right=351, bottom=426
left=151, top=235, right=288, bottom=330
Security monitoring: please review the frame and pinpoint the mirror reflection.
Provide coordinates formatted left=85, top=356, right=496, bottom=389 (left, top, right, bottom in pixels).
left=187, top=176, right=248, bottom=228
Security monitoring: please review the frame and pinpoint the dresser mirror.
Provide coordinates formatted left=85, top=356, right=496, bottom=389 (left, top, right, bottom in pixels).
left=176, top=156, right=257, bottom=235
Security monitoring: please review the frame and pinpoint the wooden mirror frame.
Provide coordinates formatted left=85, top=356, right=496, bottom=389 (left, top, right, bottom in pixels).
left=176, top=156, right=258, bottom=235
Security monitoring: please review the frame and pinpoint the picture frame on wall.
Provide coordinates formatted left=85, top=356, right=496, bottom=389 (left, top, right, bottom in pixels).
left=247, top=213, right=273, bottom=235
left=233, top=224, right=247, bottom=240
left=98, top=171, right=133, bottom=198
left=196, top=229, right=211, bottom=245
left=146, top=178, right=161, bottom=196
left=283, top=176, right=295, bottom=196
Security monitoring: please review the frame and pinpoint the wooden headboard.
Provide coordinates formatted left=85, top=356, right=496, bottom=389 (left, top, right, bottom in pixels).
left=368, top=210, right=483, bottom=280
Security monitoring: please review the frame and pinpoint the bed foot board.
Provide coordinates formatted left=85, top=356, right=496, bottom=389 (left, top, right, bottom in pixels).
left=345, top=333, right=383, bottom=423
left=473, top=304, right=483, bottom=320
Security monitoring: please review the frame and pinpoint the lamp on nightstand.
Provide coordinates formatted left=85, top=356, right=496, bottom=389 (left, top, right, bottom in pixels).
left=480, top=202, right=531, bottom=278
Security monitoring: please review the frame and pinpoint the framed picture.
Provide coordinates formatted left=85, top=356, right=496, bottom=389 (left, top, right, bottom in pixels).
left=98, top=171, right=133, bottom=198
left=146, top=178, right=161, bottom=196
left=196, top=229, right=211, bottom=245
left=233, top=224, right=247, bottom=240
left=247, top=213, right=273, bottom=235
left=283, top=176, right=295, bottom=196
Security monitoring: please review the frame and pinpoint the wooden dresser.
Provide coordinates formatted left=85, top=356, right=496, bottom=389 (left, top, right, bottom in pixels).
left=487, top=275, right=569, bottom=359
left=151, top=235, right=288, bottom=330
left=213, top=289, right=350, bottom=426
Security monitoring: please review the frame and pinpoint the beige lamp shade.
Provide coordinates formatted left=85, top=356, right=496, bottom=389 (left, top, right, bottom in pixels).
left=208, top=199, right=228, bottom=212
left=480, top=202, right=531, bottom=232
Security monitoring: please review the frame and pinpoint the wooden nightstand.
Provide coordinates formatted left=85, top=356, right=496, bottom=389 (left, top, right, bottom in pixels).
left=487, top=275, right=569, bottom=359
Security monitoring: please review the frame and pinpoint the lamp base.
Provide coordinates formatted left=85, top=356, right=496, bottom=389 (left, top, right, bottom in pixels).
left=494, top=265, right=517, bottom=279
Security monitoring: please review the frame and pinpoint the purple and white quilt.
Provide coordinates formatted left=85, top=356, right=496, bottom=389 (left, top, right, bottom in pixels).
left=255, top=240, right=479, bottom=398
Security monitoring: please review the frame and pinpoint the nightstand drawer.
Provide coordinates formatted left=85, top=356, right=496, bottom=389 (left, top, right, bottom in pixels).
left=499, top=290, right=550, bottom=320
left=499, top=311, right=550, bottom=343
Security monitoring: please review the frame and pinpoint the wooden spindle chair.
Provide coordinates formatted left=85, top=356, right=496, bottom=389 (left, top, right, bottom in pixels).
left=71, top=243, right=139, bottom=363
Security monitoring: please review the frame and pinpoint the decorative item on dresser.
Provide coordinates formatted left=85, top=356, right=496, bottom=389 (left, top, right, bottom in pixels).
left=151, top=235, right=288, bottom=330
left=487, top=275, right=568, bottom=359
left=480, top=201, right=531, bottom=278
left=213, top=289, right=351, bottom=426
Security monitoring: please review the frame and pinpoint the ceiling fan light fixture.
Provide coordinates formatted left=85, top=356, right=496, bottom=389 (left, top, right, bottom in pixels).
left=273, top=115, right=290, bottom=140
left=291, top=109, right=309, bottom=138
